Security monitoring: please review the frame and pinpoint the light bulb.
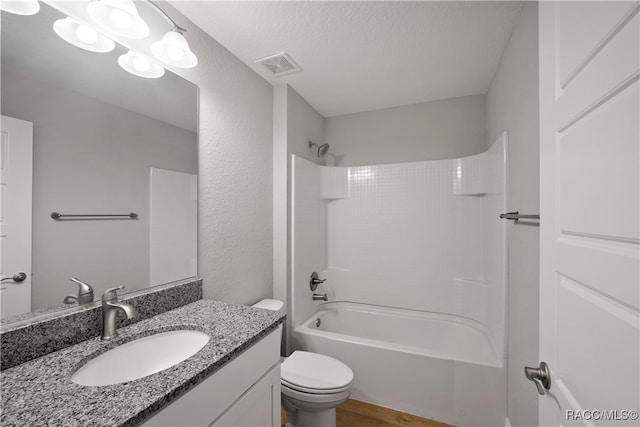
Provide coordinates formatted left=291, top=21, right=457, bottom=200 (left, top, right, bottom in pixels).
left=53, top=17, right=115, bottom=53
left=87, top=0, right=149, bottom=39
left=118, top=51, right=164, bottom=78
left=110, top=8, right=132, bottom=30
left=167, top=45, right=184, bottom=61
left=133, top=56, right=150, bottom=72
left=76, top=25, right=98, bottom=45
left=0, top=0, right=40, bottom=15
left=151, top=30, right=198, bottom=68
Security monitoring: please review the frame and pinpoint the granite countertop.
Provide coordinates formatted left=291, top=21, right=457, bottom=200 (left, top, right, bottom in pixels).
left=0, top=300, right=285, bottom=427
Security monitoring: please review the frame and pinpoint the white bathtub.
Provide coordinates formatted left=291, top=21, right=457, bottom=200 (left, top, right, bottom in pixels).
left=292, top=302, right=506, bottom=426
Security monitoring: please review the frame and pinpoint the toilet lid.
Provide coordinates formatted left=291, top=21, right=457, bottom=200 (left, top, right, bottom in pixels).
left=281, top=351, right=353, bottom=391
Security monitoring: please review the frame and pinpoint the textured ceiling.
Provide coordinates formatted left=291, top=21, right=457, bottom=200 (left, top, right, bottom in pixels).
left=171, top=0, right=524, bottom=117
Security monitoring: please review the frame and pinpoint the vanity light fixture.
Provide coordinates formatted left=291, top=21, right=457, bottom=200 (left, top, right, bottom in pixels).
left=88, top=0, right=198, bottom=70
left=87, top=0, right=149, bottom=39
left=151, top=29, right=197, bottom=68
left=6, top=0, right=198, bottom=79
left=0, top=0, right=40, bottom=16
left=147, top=1, right=197, bottom=68
left=53, top=17, right=116, bottom=53
left=118, top=50, right=165, bottom=78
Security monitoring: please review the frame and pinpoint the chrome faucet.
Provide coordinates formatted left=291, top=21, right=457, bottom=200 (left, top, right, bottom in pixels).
left=101, top=286, right=137, bottom=340
left=63, top=277, right=94, bottom=305
left=312, top=293, right=328, bottom=301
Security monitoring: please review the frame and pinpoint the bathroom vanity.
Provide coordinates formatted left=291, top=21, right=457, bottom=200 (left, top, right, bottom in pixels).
left=142, top=323, right=281, bottom=426
left=0, top=298, right=285, bottom=427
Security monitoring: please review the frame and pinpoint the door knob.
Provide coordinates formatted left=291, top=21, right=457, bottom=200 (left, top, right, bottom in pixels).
left=524, top=361, right=551, bottom=395
left=0, top=272, right=27, bottom=283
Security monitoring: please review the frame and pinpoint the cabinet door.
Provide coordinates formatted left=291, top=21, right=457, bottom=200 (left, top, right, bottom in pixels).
left=212, top=364, right=280, bottom=427
left=142, top=326, right=281, bottom=426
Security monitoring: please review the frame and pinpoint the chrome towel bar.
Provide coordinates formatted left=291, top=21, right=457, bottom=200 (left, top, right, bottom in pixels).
left=51, top=212, right=139, bottom=220
left=499, top=211, right=540, bottom=221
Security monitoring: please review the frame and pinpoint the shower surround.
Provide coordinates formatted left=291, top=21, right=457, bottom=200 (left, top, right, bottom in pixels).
left=290, top=134, right=507, bottom=426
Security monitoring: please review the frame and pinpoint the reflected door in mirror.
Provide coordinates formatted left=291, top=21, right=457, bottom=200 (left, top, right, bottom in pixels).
left=150, top=168, right=197, bottom=285
left=0, top=116, right=33, bottom=318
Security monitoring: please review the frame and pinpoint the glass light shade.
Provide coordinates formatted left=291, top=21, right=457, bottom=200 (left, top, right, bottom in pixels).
left=0, top=0, right=40, bottom=15
left=118, top=50, right=164, bottom=78
left=53, top=18, right=115, bottom=53
left=151, top=30, right=198, bottom=68
left=87, top=0, right=149, bottom=39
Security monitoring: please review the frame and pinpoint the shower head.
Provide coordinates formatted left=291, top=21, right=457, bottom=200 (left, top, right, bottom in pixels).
left=318, top=143, right=330, bottom=156
left=309, top=141, right=330, bottom=157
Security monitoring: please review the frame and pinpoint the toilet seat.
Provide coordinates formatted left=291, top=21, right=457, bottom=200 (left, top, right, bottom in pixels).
left=282, top=378, right=351, bottom=395
left=281, top=381, right=352, bottom=405
left=281, top=351, right=354, bottom=394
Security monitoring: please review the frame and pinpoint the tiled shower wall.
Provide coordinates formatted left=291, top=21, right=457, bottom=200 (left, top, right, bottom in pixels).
left=327, top=160, right=486, bottom=319
left=292, top=138, right=506, bottom=356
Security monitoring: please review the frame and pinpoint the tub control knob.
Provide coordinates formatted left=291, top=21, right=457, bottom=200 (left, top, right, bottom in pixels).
left=309, top=272, right=326, bottom=291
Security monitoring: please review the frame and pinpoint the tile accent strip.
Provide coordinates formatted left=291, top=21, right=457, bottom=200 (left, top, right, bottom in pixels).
left=0, top=278, right=202, bottom=370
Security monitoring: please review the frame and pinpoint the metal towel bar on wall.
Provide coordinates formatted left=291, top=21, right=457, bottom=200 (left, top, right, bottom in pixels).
left=50, top=212, right=139, bottom=220
left=499, top=211, right=540, bottom=221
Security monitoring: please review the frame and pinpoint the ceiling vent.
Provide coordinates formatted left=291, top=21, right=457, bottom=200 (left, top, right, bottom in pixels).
left=255, top=52, right=301, bottom=76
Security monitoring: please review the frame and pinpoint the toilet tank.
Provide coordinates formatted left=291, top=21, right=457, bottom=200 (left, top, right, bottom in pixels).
left=252, top=299, right=284, bottom=311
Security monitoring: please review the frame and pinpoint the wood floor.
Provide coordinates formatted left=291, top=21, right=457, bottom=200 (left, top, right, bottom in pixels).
left=336, top=399, right=453, bottom=427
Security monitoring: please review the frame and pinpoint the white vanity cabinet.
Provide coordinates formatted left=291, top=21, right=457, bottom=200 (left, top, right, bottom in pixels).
left=141, top=326, right=282, bottom=427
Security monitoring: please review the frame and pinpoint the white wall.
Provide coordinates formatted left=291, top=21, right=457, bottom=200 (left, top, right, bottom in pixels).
left=325, top=95, right=486, bottom=166
left=1, top=68, right=197, bottom=310
left=485, top=3, right=540, bottom=426
left=290, top=156, right=327, bottom=332
left=273, top=86, right=289, bottom=309
left=287, top=88, right=327, bottom=165
left=162, top=2, right=275, bottom=304
left=273, top=85, right=325, bottom=353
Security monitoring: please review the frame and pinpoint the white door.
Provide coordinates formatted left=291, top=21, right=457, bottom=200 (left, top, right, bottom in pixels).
left=149, top=168, right=197, bottom=286
left=539, top=1, right=639, bottom=426
left=0, top=115, right=33, bottom=318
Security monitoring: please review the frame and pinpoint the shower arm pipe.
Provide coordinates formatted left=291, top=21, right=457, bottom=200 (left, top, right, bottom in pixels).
left=146, top=0, right=187, bottom=34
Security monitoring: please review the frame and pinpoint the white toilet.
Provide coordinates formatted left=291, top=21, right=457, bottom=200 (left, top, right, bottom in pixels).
left=253, top=299, right=353, bottom=427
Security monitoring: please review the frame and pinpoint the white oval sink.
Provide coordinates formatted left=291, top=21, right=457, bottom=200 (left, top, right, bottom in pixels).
left=72, top=330, right=210, bottom=386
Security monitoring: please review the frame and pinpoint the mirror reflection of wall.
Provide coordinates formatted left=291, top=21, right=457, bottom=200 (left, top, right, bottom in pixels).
left=0, top=2, right=198, bottom=318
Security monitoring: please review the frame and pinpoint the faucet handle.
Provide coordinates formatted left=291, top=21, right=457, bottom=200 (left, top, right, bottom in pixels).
left=310, top=272, right=327, bottom=291
left=102, top=285, right=125, bottom=303
left=69, top=278, right=94, bottom=304
left=70, top=277, right=93, bottom=294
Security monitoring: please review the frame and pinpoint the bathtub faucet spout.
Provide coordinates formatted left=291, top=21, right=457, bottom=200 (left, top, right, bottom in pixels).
left=312, top=293, right=328, bottom=301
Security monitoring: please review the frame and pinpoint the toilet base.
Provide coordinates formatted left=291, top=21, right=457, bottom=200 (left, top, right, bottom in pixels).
left=290, top=407, right=336, bottom=427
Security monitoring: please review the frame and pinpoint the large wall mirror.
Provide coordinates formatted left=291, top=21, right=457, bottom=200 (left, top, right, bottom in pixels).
left=0, top=2, right=198, bottom=323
